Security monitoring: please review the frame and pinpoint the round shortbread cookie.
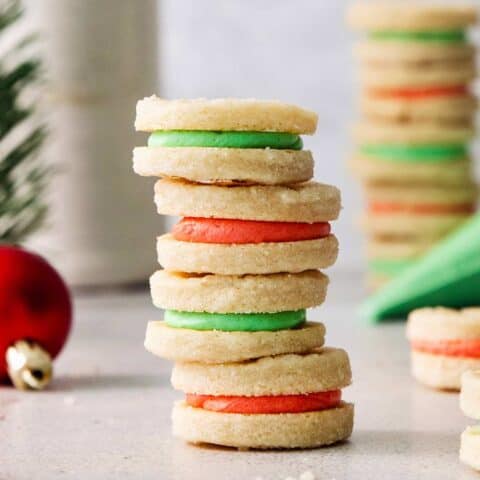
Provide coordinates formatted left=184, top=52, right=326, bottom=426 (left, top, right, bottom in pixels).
left=362, top=213, right=470, bottom=239
left=354, top=121, right=474, bottom=145
left=460, top=370, right=480, bottom=419
left=355, top=41, right=475, bottom=64
left=156, top=233, right=338, bottom=275
left=132, top=146, right=314, bottom=185
left=410, top=350, right=480, bottom=391
left=347, top=3, right=477, bottom=31
left=171, top=347, right=351, bottom=396
left=135, top=96, right=318, bottom=134
left=460, top=426, right=480, bottom=471
left=360, top=94, right=477, bottom=124
left=407, top=307, right=480, bottom=342
left=364, top=184, right=477, bottom=206
left=172, top=401, right=354, bottom=449
left=358, top=61, right=476, bottom=88
left=144, top=321, right=325, bottom=364
left=367, top=237, right=433, bottom=260
left=350, top=156, right=473, bottom=186
left=154, top=178, right=341, bottom=222
left=150, top=269, right=328, bottom=313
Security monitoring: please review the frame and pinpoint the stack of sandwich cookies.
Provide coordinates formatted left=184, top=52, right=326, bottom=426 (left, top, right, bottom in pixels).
left=406, top=307, right=480, bottom=391
left=460, top=370, right=480, bottom=471
left=347, top=3, right=478, bottom=288
left=134, top=96, right=353, bottom=448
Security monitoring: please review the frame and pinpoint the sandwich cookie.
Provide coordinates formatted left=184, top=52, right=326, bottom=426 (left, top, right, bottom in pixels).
left=460, top=370, right=480, bottom=471
left=362, top=184, right=477, bottom=239
left=360, top=85, right=476, bottom=124
left=154, top=178, right=341, bottom=223
left=352, top=121, right=474, bottom=187
left=156, top=218, right=338, bottom=275
left=134, top=96, right=317, bottom=185
left=350, top=152, right=472, bottom=187
left=406, top=308, right=480, bottom=390
left=144, top=320, right=325, bottom=364
left=171, top=348, right=353, bottom=449
left=347, top=3, right=477, bottom=31
left=150, top=270, right=328, bottom=314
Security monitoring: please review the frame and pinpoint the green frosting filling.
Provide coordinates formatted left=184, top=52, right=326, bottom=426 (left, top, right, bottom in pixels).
left=148, top=130, right=303, bottom=150
left=370, top=30, right=466, bottom=43
left=369, top=259, right=414, bottom=276
left=360, top=144, right=467, bottom=163
left=164, top=309, right=306, bottom=331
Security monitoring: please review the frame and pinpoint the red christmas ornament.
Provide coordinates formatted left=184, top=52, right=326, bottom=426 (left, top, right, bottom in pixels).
left=0, top=246, right=72, bottom=389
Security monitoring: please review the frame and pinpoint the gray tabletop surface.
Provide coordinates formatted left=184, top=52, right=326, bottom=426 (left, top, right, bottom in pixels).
left=1, top=272, right=477, bottom=480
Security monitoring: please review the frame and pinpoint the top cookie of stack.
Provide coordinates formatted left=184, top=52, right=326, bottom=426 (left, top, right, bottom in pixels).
left=134, top=97, right=317, bottom=186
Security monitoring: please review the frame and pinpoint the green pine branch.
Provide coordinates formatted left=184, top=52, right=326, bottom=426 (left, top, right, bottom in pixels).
left=0, top=0, right=48, bottom=244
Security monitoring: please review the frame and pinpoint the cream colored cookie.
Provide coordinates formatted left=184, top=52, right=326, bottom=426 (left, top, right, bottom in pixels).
left=367, top=237, right=433, bottom=260
left=411, top=350, right=480, bottom=391
left=154, top=178, right=341, bottom=222
left=354, top=121, right=474, bottom=145
left=359, top=61, right=476, bottom=88
left=135, top=96, right=318, bottom=134
left=460, top=426, right=480, bottom=471
left=172, top=401, right=354, bottom=449
left=364, top=184, right=478, bottom=206
left=407, top=307, right=480, bottom=342
left=362, top=184, right=476, bottom=238
left=355, top=41, right=475, bottom=64
left=362, top=213, right=470, bottom=239
left=171, top=347, right=351, bottom=396
left=133, top=146, right=314, bottom=185
left=461, top=370, right=480, bottom=419
left=360, top=94, right=477, bottom=124
left=144, top=321, right=325, bottom=364
left=150, top=270, right=328, bottom=314
left=347, top=3, right=477, bottom=31
left=156, top=233, right=338, bottom=275
left=350, top=155, right=473, bottom=187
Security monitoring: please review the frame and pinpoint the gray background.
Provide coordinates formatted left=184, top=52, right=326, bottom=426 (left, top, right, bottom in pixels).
left=159, top=0, right=362, bottom=270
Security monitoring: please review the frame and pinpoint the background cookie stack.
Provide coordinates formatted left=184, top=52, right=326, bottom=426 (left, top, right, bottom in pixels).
left=460, top=370, right=480, bottom=471
left=133, top=96, right=354, bottom=449
left=347, top=3, right=478, bottom=289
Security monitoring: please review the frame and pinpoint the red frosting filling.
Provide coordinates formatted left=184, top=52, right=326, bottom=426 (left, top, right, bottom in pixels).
left=412, top=339, right=480, bottom=358
left=369, top=202, right=475, bottom=215
left=172, top=217, right=331, bottom=244
left=185, top=390, right=342, bottom=414
left=368, top=85, right=468, bottom=100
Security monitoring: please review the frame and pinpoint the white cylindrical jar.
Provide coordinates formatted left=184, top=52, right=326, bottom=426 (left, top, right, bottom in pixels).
left=25, top=0, right=161, bottom=286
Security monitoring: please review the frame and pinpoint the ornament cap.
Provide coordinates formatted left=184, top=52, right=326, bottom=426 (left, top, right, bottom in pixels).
left=6, top=340, right=53, bottom=390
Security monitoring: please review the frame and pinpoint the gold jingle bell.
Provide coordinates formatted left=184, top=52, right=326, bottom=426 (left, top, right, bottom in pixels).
left=6, top=340, right=53, bottom=390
